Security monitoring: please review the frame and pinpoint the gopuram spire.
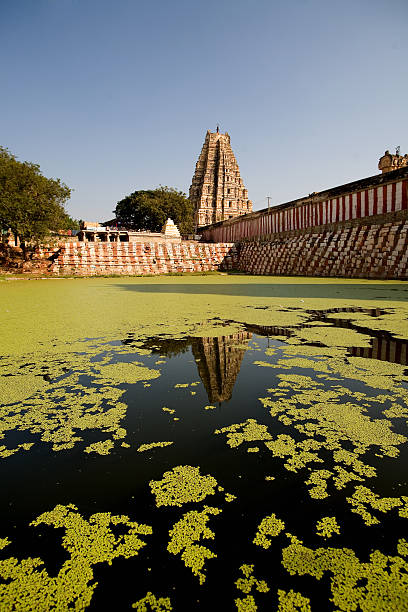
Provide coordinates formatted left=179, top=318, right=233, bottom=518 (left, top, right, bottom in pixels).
left=189, top=129, right=252, bottom=228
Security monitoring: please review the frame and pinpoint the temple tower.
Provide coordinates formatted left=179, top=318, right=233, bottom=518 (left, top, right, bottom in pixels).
left=189, top=128, right=252, bottom=228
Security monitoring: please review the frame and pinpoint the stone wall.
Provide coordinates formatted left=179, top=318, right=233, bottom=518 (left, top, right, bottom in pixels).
left=50, top=241, right=237, bottom=276
left=234, top=219, right=408, bottom=279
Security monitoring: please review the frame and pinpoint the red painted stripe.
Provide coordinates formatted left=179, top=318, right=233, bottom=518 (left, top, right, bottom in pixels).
left=402, top=181, right=408, bottom=210
left=356, top=192, right=361, bottom=218
left=373, top=187, right=378, bottom=215
left=361, top=191, right=366, bottom=217
left=383, top=185, right=387, bottom=213
left=391, top=182, right=396, bottom=212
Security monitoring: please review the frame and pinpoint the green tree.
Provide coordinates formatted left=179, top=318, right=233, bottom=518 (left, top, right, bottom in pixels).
left=114, top=186, right=194, bottom=235
left=0, top=147, right=72, bottom=256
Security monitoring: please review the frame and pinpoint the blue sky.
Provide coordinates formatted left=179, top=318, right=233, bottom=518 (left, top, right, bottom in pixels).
left=2, top=0, right=407, bottom=220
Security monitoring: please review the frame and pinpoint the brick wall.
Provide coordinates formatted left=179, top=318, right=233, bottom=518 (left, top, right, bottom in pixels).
left=235, top=219, right=408, bottom=279
left=50, top=241, right=237, bottom=276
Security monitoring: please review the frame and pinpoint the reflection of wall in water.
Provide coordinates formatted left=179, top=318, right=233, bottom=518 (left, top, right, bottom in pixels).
left=191, top=332, right=252, bottom=403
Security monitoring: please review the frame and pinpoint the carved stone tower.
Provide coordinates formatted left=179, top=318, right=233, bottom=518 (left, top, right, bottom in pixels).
left=189, top=129, right=252, bottom=228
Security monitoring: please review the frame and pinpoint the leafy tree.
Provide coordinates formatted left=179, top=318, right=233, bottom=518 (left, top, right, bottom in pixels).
left=0, top=147, right=72, bottom=256
left=114, top=186, right=194, bottom=235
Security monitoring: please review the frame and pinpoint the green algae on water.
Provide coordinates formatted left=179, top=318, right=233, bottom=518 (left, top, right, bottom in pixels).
left=281, top=537, right=408, bottom=611
left=132, top=592, right=172, bottom=611
left=0, top=504, right=152, bottom=610
left=253, top=514, right=285, bottom=549
left=277, top=589, right=311, bottom=611
left=95, top=362, right=160, bottom=384
left=347, top=485, right=408, bottom=525
left=84, top=439, right=114, bottom=455
left=149, top=465, right=218, bottom=507
left=162, top=406, right=175, bottom=415
left=214, top=419, right=272, bottom=448
left=315, top=516, right=341, bottom=538
left=167, top=506, right=221, bottom=584
left=234, top=564, right=269, bottom=611
left=137, top=441, right=173, bottom=453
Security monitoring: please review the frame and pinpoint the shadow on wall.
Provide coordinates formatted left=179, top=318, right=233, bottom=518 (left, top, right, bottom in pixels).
left=114, top=282, right=408, bottom=302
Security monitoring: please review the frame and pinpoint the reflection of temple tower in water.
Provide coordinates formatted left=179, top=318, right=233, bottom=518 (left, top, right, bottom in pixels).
left=191, top=331, right=251, bottom=403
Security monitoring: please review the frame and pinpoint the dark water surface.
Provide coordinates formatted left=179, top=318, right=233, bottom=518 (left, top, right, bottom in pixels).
left=1, top=310, right=408, bottom=610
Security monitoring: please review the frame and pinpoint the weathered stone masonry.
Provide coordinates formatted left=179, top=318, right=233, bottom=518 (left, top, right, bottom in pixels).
left=199, top=167, right=408, bottom=279
left=236, top=219, right=407, bottom=279
left=50, top=241, right=237, bottom=276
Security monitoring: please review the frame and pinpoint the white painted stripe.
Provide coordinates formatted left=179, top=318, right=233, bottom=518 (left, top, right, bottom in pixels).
left=387, top=183, right=393, bottom=212
left=360, top=191, right=366, bottom=217
left=352, top=193, right=357, bottom=218
left=368, top=189, right=374, bottom=216
left=332, top=199, right=336, bottom=223
left=377, top=187, right=383, bottom=214
left=396, top=181, right=402, bottom=210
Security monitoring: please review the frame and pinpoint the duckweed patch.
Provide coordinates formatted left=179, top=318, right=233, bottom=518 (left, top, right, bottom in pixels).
left=95, top=362, right=161, bottom=384
left=0, top=504, right=152, bottom=610
left=234, top=564, right=269, bottom=611
left=214, top=419, right=272, bottom=448
left=281, top=538, right=408, bottom=611
left=137, top=441, right=173, bottom=453
left=347, top=485, right=408, bottom=525
left=132, top=592, right=172, bottom=611
left=253, top=514, right=285, bottom=549
left=315, top=516, right=341, bottom=538
left=0, top=381, right=129, bottom=458
left=149, top=466, right=218, bottom=507
left=277, top=589, right=311, bottom=612
left=167, top=506, right=221, bottom=584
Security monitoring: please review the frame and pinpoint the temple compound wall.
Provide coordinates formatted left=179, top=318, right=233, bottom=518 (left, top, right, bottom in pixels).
left=198, top=166, right=408, bottom=279
left=48, top=241, right=237, bottom=276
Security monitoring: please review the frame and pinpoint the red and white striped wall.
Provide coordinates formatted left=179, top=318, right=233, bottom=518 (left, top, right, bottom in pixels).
left=201, top=179, right=408, bottom=243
